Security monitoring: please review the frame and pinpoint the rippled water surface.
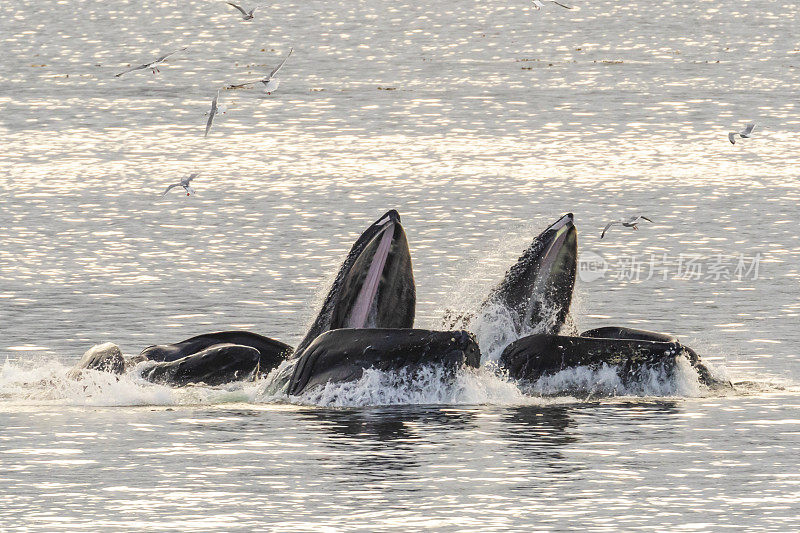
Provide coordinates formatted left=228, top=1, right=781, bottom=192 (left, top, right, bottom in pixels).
left=2, top=0, right=800, bottom=529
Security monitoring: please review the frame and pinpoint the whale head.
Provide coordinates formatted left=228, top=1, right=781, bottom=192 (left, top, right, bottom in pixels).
left=295, top=210, right=416, bottom=353
left=481, top=213, right=577, bottom=336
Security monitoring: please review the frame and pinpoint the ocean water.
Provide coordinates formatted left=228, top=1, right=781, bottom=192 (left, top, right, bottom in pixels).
left=2, top=0, right=800, bottom=529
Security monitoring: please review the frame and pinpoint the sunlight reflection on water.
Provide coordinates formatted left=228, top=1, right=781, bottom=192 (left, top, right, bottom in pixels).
left=2, top=0, right=800, bottom=528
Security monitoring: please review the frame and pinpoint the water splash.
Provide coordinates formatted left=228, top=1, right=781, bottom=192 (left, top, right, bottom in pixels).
left=468, top=298, right=570, bottom=364
left=523, top=357, right=704, bottom=398
left=0, top=352, right=759, bottom=409
left=0, top=317, right=751, bottom=410
left=0, top=357, right=261, bottom=408
left=282, top=366, right=527, bottom=408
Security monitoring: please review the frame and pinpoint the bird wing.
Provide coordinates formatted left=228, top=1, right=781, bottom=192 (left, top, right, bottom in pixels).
left=728, top=132, right=736, bottom=144
left=267, top=48, right=293, bottom=79
left=155, top=47, right=187, bottom=63
left=551, top=1, right=573, bottom=8
left=640, top=216, right=653, bottom=223
left=115, top=63, right=149, bottom=77
left=204, top=93, right=219, bottom=137
left=186, top=173, right=198, bottom=183
left=161, top=183, right=180, bottom=197
left=532, top=0, right=544, bottom=7
left=227, top=2, right=249, bottom=15
left=741, top=123, right=755, bottom=136
left=225, top=80, right=261, bottom=89
left=601, top=222, right=615, bottom=239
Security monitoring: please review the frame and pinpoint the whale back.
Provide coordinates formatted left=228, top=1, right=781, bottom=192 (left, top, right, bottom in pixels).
left=140, top=331, right=293, bottom=374
left=141, top=343, right=261, bottom=386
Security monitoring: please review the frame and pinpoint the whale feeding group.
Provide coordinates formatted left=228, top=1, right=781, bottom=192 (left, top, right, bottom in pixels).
left=70, top=211, right=729, bottom=397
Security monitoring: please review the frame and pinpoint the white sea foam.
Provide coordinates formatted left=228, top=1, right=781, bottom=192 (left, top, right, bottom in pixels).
left=525, top=357, right=703, bottom=398
left=0, top=322, right=741, bottom=409
left=469, top=302, right=520, bottom=363
left=268, top=356, right=716, bottom=408
left=287, top=367, right=528, bottom=408
left=468, top=298, right=569, bottom=364
left=0, top=357, right=263, bottom=408
left=1, top=351, right=731, bottom=409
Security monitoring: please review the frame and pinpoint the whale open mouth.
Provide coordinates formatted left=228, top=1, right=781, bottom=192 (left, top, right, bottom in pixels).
left=332, top=215, right=415, bottom=330
left=480, top=213, right=577, bottom=336
left=524, top=213, right=577, bottom=329
left=295, top=210, right=416, bottom=353
left=345, top=220, right=396, bottom=328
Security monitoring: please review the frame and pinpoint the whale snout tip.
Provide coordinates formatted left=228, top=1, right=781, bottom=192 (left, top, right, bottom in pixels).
left=376, top=209, right=402, bottom=226
left=386, top=209, right=401, bottom=223
left=551, top=213, right=575, bottom=231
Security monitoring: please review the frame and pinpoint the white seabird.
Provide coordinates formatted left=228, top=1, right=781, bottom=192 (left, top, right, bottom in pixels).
left=161, top=173, right=198, bottom=197
left=532, top=0, right=574, bottom=9
left=601, top=216, right=653, bottom=239
left=227, top=2, right=256, bottom=20
left=728, top=123, right=755, bottom=144
left=227, top=48, right=293, bottom=95
left=115, top=47, right=188, bottom=77
left=204, top=89, right=227, bottom=137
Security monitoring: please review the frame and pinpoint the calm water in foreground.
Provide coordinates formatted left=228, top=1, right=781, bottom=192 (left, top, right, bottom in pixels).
left=2, top=0, right=799, bottom=529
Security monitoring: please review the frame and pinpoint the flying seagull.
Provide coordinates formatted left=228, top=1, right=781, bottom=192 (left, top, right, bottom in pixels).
left=204, top=89, right=227, bottom=137
left=227, top=48, right=293, bottom=95
left=532, top=0, right=573, bottom=9
left=728, top=123, right=755, bottom=144
left=115, top=47, right=188, bottom=77
left=227, top=2, right=256, bottom=20
left=161, top=173, right=198, bottom=197
left=601, top=216, right=653, bottom=239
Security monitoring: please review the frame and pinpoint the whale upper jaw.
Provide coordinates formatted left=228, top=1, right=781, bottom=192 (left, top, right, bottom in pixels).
left=481, top=213, right=578, bottom=336
left=294, top=210, right=415, bottom=354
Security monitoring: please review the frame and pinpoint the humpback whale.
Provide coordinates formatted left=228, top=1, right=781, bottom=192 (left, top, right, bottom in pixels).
left=444, top=213, right=578, bottom=338
left=132, top=331, right=293, bottom=386
left=263, top=212, right=476, bottom=396
left=478, top=216, right=726, bottom=389
left=141, top=331, right=292, bottom=367
left=69, top=210, right=419, bottom=387
left=481, top=213, right=577, bottom=336
left=141, top=343, right=262, bottom=386
left=67, top=342, right=128, bottom=379
left=499, top=328, right=724, bottom=388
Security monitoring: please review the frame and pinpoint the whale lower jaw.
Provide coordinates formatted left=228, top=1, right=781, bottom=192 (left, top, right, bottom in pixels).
left=499, top=330, right=728, bottom=390
left=268, top=328, right=481, bottom=396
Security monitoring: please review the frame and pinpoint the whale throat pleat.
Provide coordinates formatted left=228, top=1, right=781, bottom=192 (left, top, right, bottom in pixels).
left=524, top=223, right=570, bottom=327
left=346, top=223, right=395, bottom=328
